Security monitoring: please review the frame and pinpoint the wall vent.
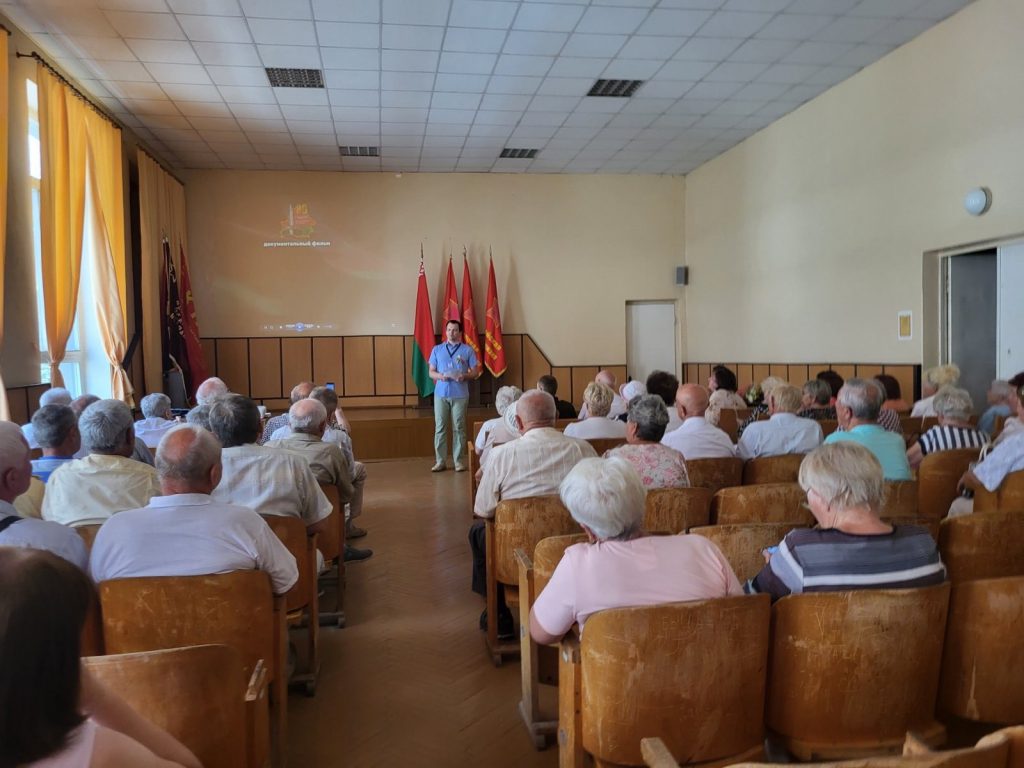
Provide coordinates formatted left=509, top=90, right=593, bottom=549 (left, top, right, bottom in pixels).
left=339, top=146, right=379, bottom=157
left=587, top=79, right=644, bottom=98
left=266, top=68, right=324, bottom=88
left=499, top=148, right=538, bottom=159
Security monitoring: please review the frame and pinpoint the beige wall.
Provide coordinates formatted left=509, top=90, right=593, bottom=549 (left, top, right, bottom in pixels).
left=185, top=171, right=685, bottom=366
left=683, top=0, right=1024, bottom=365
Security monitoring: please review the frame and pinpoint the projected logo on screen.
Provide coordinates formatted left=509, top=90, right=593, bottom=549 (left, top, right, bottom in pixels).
left=262, top=203, right=332, bottom=248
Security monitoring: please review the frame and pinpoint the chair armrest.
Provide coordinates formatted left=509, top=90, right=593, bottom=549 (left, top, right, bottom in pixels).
left=246, top=659, right=268, bottom=703
left=244, top=659, right=271, bottom=768
left=640, top=737, right=679, bottom=768
left=514, top=547, right=534, bottom=573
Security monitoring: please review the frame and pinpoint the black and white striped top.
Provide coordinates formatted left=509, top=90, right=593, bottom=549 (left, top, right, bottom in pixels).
left=917, top=425, right=990, bottom=456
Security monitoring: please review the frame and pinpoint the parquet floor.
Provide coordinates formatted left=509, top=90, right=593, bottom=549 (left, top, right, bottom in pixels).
left=287, top=458, right=560, bottom=768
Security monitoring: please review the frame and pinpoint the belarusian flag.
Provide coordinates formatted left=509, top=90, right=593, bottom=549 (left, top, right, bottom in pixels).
left=484, top=254, right=506, bottom=377
left=412, top=253, right=436, bottom=397
left=460, top=248, right=481, bottom=373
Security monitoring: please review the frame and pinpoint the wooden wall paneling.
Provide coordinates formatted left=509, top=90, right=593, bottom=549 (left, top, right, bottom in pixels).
left=606, top=366, right=627, bottom=388
left=501, top=334, right=524, bottom=391
left=201, top=339, right=217, bottom=380
left=522, top=336, right=551, bottom=390
left=884, top=365, right=917, bottom=405
left=551, top=367, right=572, bottom=399
left=697, top=364, right=711, bottom=386
left=340, top=396, right=406, bottom=407
left=684, top=364, right=697, bottom=384
left=831, top=364, right=856, bottom=383
left=260, top=399, right=290, bottom=415
left=281, top=338, right=313, bottom=390
left=856, top=365, right=884, bottom=382
left=769, top=364, right=789, bottom=380
left=343, top=337, right=374, bottom=396
left=788, top=365, right=810, bottom=387
left=571, top=366, right=598, bottom=408
left=736, top=365, right=753, bottom=391
left=807, top=364, right=830, bottom=379
left=752, top=364, right=771, bottom=386
left=248, top=338, right=282, bottom=399
left=215, top=339, right=250, bottom=395
left=312, top=337, right=344, bottom=392
left=374, top=337, right=406, bottom=395
left=27, top=384, right=49, bottom=415
left=404, top=337, right=418, bottom=396
left=8, top=388, right=29, bottom=425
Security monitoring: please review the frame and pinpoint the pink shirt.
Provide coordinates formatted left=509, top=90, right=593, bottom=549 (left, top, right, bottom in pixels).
left=532, top=534, right=742, bottom=636
left=27, top=719, right=97, bottom=767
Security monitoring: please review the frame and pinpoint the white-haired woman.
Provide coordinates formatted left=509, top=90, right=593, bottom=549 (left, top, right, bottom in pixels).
left=605, top=395, right=689, bottom=488
left=906, top=387, right=988, bottom=469
left=474, top=386, right=522, bottom=456
left=564, top=382, right=627, bottom=440
left=748, top=443, right=945, bottom=602
left=911, top=364, right=961, bottom=417
left=529, top=457, right=740, bottom=644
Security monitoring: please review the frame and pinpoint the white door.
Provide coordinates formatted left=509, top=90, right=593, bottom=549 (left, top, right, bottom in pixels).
left=997, top=241, right=1024, bottom=378
left=626, top=301, right=677, bottom=384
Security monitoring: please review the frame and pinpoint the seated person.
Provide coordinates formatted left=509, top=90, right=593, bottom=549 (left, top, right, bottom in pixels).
left=0, top=548, right=202, bottom=768
left=796, top=379, right=837, bottom=420
left=907, top=386, right=989, bottom=470
left=978, top=378, right=1016, bottom=436
left=737, top=384, right=823, bottom=460
left=530, top=457, right=741, bottom=642
left=43, top=399, right=161, bottom=527
left=748, top=443, right=945, bottom=601
left=661, top=384, right=736, bottom=460
left=577, top=370, right=626, bottom=420
left=994, top=374, right=1024, bottom=445
left=646, top=370, right=682, bottom=433
left=564, top=382, right=628, bottom=440
left=736, top=376, right=787, bottom=438
left=704, top=365, right=747, bottom=427
left=0, top=422, right=87, bottom=570
left=133, top=392, right=177, bottom=449
left=21, top=386, right=72, bottom=449
left=30, top=404, right=80, bottom=482
left=951, top=416, right=1024, bottom=517
left=824, top=378, right=912, bottom=480
left=474, top=385, right=521, bottom=456
left=259, top=381, right=314, bottom=444
left=536, top=375, right=575, bottom=419
left=613, top=380, right=646, bottom=422
left=911, top=363, right=961, bottom=417
left=816, top=370, right=844, bottom=405
left=185, top=401, right=213, bottom=430
left=193, top=375, right=228, bottom=404
left=605, top=394, right=689, bottom=489
left=71, top=394, right=154, bottom=466
left=876, top=373, right=911, bottom=413
left=90, top=424, right=298, bottom=594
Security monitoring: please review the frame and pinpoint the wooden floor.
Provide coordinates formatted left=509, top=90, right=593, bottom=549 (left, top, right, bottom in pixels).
left=287, top=457, right=559, bottom=767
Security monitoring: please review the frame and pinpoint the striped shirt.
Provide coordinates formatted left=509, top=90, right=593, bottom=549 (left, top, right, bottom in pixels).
left=917, top=424, right=989, bottom=456
left=748, top=526, right=945, bottom=601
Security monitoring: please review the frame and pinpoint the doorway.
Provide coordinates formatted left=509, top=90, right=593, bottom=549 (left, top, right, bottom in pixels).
left=625, top=301, right=677, bottom=385
left=944, top=249, right=996, bottom=410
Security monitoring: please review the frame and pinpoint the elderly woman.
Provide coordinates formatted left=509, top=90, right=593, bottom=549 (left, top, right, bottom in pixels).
left=474, top=385, right=522, bottom=456
left=876, top=374, right=911, bottom=413
left=911, top=364, right=961, bottom=417
left=748, top=443, right=945, bottom=601
left=705, top=365, right=747, bottom=427
left=797, top=379, right=837, bottom=420
left=605, top=394, right=689, bottom=488
left=564, top=382, right=627, bottom=439
left=529, top=457, right=741, bottom=643
left=907, top=386, right=988, bottom=469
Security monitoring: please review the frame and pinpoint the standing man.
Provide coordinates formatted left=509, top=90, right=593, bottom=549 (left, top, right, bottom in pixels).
left=429, top=319, right=479, bottom=472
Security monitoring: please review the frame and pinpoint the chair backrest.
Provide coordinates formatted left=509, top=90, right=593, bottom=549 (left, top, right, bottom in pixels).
left=261, top=514, right=315, bottom=614
left=940, top=576, right=1024, bottom=725
left=690, top=523, right=807, bottom=583
left=711, top=482, right=812, bottom=526
left=493, top=495, right=580, bottom=586
left=587, top=437, right=627, bottom=455
left=917, top=449, right=983, bottom=520
left=883, top=517, right=941, bottom=541
left=472, top=420, right=485, bottom=440
left=882, top=480, right=920, bottom=519
left=315, top=484, right=342, bottom=563
left=84, top=644, right=251, bottom=768
left=767, top=584, right=951, bottom=752
left=902, top=416, right=940, bottom=446
left=938, top=512, right=1024, bottom=584
left=555, top=418, right=575, bottom=431
left=819, top=420, right=839, bottom=437
left=686, top=457, right=744, bottom=494
left=742, top=454, right=805, bottom=485
left=644, top=487, right=712, bottom=533
left=581, top=595, right=770, bottom=766
left=974, top=470, right=1024, bottom=514
left=75, top=524, right=102, bottom=553
left=533, top=533, right=589, bottom=596
left=719, top=409, right=740, bottom=442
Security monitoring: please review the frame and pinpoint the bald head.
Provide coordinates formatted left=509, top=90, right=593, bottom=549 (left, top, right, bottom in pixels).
left=595, top=370, right=616, bottom=388
left=515, top=389, right=557, bottom=432
left=289, top=398, right=327, bottom=435
left=290, top=381, right=316, bottom=404
left=195, top=377, right=228, bottom=404
left=675, top=384, right=710, bottom=421
left=156, top=424, right=222, bottom=495
left=0, top=422, right=32, bottom=502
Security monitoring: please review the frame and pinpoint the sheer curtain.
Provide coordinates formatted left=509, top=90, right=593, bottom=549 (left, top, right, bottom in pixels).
left=0, top=32, right=10, bottom=419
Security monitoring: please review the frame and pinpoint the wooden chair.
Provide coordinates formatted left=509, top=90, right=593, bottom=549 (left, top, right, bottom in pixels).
left=690, top=522, right=807, bottom=582
left=555, top=418, right=576, bottom=431
left=742, top=453, right=805, bottom=485
left=938, top=512, right=1024, bottom=585
left=882, top=480, right=920, bottom=519
left=318, top=482, right=346, bottom=627
left=260, top=514, right=320, bottom=696
left=84, top=644, right=270, bottom=768
left=75, top=523, right=102, bottom=553
left=718, top=408, right=740, bottom=443
left=560, top=595, right=771, bottom=767
left=973, top=470, right=1024, bottom=513
left=819, top=419, right=840, bottom=437
left=515, top=533, right=588, bottom=750
left=766, top=583, right=951, bottom=760
left=644, top=487, right=712, bottom=533
left=940, top=576, right=1024, bottom=727
left=903, top=416, right=940, bottom=448
left=468, top=439, right=479, bottom=504
left=917, top=449, right=982, bottom=519
left=587, top=437, right=627, bottom=455
left=97, top=571, right=288, bottom=767
left=686, top=456, right=744, bottom=494
left=485, top=495, right=580, bottom=665
left=882, top=517, right=941, bottom=540
left=710, top=482, right=812, bottom=526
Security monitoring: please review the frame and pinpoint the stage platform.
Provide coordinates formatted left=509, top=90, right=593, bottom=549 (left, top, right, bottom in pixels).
left=347, top=406, right=494, bottom=461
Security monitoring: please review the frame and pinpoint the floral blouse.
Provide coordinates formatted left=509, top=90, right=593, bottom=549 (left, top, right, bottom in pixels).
left=605, top=443, right=690, bottom=489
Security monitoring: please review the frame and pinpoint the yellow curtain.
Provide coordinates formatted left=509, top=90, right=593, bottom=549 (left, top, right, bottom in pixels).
left=0, top=33, right=10, bottom=420
left=37, top=65, right=88, bottom=388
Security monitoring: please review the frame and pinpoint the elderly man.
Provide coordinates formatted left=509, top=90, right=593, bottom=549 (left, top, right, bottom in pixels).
left=21, top=387, right=72, bottom=449
left=0, top=422, right=87, bottom=569
left=978, top=379, right=1016, bottom=436
left=259, top=380, right=314, bottom=445
left=537, top=375, right=576, bottom=419
left=134, top=392, right=178, bottom=449
left=429, top=319, right=480, bottom=472
left=577, top=370, right=626, bottom=420
left=470, top=389, right=597, bottom=637
left=661, top=384, right=736, bottom=459
left=30, top=404, right=80, bottom=483
left=90, top=425, right=298, bottom=594
left=824, top=378, right=912, bottom=480
left=194, top=376, right=229, bottom=404
left=737, top=383, right=823, bottom=460
left=70, top=394, right=154, bottom=466
left=42, top=399, right=161, bottom=527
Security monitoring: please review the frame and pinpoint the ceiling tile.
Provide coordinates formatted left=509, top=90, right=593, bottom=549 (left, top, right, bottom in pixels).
left=228, top=103, right=283, bottom=119
left=177, top=14, right=252, bottom=43
left=732, top=81, right=791, bottom=100
left=494, top=54, right=553, bottom=77
left=870, top=18, right=933, bottom=46
left=487, top=75, right=542, bottom=95
left=616, top=36, right=685, bottom=60
left=104, top=11, right=185, bottom=39
left=381, top=107, right=430, bottom=122
left=781, top=82, right=829, bottom=102
left=240, top=0, right=312, bottom=19
left=331, top=106, right=381, bottom=121
left=281, top=104, right=332, bottom=120
left=328, top=89, right=380, bottom=106
left=698, top=11, right=773, bottom=37
left=513, top=3, right=585, bottom=32
left=518, top=111, right=568, bottom=126
left=684, top=80, right=741, bottom=99
left=704, top=61, right=768, bottom=81
left=333, top=120, right=381, bottom=133
left=547, top=57, right=609, bottom=78
left=431, top=91, right=482, bottom=110
left=433, top=73, right=490, bottom=92
left=320, top=47, right=380, bottom=69
left=124, top=38, right=200, bottom=64
left=383, top=24, right=446, bottom=50
left=429, top=109, right=478, bottom=123
left=106, top=80, right=167, bottom=100
left=382, top=71, right=436, bottom=90
left=218, top=85, right=278, bottom=103
left=188, top=115, right=240, bottom=130
left=479, top=93, right=531, bottom=110
left=832, top=42, right=893, bottom=67
left=207, top=66, right=268, bottom=87
left=785, top=0, right=859, bottom=13
left=602, top=59, right=663, bottom=80
left=468, top=124, right=512, bottom=137
left=757, top=63, right=818, bottom=83
left=502, top=31, right=569, bottom=56
left=192, top=42, right=262, bottom=66
left=286, top=120, right=335, bottom=135
left=382, top=0, right=451, bottom=26
left=666, top=97, right=721, bottom=115
left=60, top=35, right=137, bottom=61
left=781, top=40, right=851, bottom=65
left=576, top=6, right=648, bottom=35
left=442, top=27, right=507, bottom=54
left=439, top=51, right=496, bottom=74
left=621, top=97, right=675, bottom=114
left=315, top=21, right=380, bottom=48
left=638, top=9, right=712, bottom=36
left=656, top=59, right=716, bottom=80
left=88, top=60, right=154, bottom=81
left=574, top=96, right=627, bottom=113
left=248, top=18, right=317, bottom=46
left=803, top=64, right=857, bottom=86
left=449, top=0, right=518, bottom=30
left=561, top=34, right=626, bottom=58
left=637, top=80, right=694, bottom=99
left=673, top=37, right=742, bottom=61
left=906, top=0, right=971, bottom=20
left=257, top=44, right=322, bottom=68
left=728, top=39, right=799, bottom=63
left=324, top=69, right=380, bottom=89
left=757, top=13, right=836, bottom=40
left=709, top=98, right=765, bottom=115
left=530, top=94, right=580, bottom=111
left=381, top=49, right=439, bottom=71
left=815, top=15, right=890, bottom=42
left=509, top=125, right=558, bottom=139
left=162, top=84, right=225, bottom=102
left=276, top=88, right=329, bottom=105
left=144, top=62, right=213, bottom=84
left=241, top=121, right=290, bottom=133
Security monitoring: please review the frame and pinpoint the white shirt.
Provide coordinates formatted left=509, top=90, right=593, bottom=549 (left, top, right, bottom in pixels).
left=475, top=416, right=504, bottom=453
left=21, top=423, right=39, bottom=450
left=0, top=500, right=88, bottom=570
left=89, top=493, right=298, bottom=595
left=474, top=427, right=597, bottom=519
left=660, top=417, right=736, bottom=460
left=563, top=417, right=627, bottom=440
left=212, top=444, right=332, bottom=526
left=43, top=454, right=161, bottom=527
left=911, top=395, right=936, bottom=417
left=133, top=417, right=177, bottom=449
left=973, top=432, right=1024, bottom=492
left=737, top=412, right=823, bottom=460
left=664, top=409, right=684, bottom=434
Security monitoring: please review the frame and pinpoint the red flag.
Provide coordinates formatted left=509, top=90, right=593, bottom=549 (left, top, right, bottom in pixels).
left=460, top=249, right=482, bottom=372
left=441, top=255, right=459, bottom=326
left=160, top=240, right=189, bottom=384
left=178, top=244, right=210, bottom=396
left=412, top=248, right=436, bottom=397
left=484, top=255, right=506, bottom=377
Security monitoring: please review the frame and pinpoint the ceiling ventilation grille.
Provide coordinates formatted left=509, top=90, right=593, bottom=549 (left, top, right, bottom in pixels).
left=339, top=146, right=379, bottom=157
left=587, top=79, right=644, bottom=98
left=265, top=68, right=324, bottom=88
left=499, top=148, right=538, bottom=159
